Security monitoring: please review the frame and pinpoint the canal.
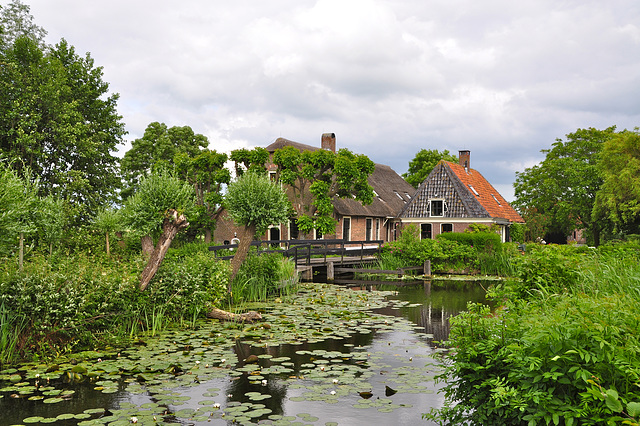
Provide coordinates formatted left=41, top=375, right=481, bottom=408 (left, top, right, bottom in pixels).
left=0, top=279, right=490, bottom=425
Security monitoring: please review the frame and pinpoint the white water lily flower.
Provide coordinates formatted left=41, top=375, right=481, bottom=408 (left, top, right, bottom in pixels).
left=130, top=417, right=138, bottom=423
left=330, top=390, right=336, bottom=395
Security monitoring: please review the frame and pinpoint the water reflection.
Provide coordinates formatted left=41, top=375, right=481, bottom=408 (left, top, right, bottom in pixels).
left=0, top=279, right=489, bottom=425
left=342, top=279, right=491, bottom=346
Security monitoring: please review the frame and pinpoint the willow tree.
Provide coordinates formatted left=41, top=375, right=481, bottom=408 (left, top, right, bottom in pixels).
left=123, top=170, right=195, bottom=291
left=224, top=171, right=290, bottom=284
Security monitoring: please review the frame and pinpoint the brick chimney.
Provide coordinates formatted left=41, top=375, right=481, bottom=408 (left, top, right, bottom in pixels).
left=459, top=150, right=470, bottom=171
left=321, top=133, right=336, bottom=152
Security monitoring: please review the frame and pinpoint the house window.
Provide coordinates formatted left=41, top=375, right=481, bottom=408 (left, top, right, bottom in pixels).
left=268, top=170, right=277, bottom=182
left=289, top=219, right=299, bottom=240
left=366, top=218, right=373, bottom=241
left=441, top=223, right=453, bottom=233
left=430, top=200, right=444, bottom=217
left=269, top=226, right=280, bottom=248
left=375, top=218, right=380, bottom=240
left=342, top=217, right=351, bottom=241
left=421, top=224, right=432, bottom=239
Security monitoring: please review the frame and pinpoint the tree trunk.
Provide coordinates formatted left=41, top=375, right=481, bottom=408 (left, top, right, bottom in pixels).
left=206, top=307, right=262, bottom=323
left=19, top=232, right=24, bottom=272
left=139, top=210, right=189, bottom=291
left=204, top=228, right=212, bottom=244
left=141, top=235, right=154, bottom=258
left=105, top=231, right=111, bottom=257
left=228, top=223, right=257, bottom=289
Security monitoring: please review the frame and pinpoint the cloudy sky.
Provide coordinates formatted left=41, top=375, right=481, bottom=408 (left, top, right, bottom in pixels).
left=22, top=0, right=640, bottom=200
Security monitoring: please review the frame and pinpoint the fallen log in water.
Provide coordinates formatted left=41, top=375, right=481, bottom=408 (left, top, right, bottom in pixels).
left=206, top=308, right=262, bottom=323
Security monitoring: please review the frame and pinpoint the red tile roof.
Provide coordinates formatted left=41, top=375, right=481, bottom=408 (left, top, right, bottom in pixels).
left=444, top=161, right=524, bottom=223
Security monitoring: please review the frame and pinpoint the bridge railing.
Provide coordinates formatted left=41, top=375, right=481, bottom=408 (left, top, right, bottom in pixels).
left=209, top=239, right=383, bottom=264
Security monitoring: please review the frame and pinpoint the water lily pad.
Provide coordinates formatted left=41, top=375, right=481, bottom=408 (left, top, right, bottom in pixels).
left=23, top=417, right=45, bottom=424
left=43, top=397, right=65, bottom=404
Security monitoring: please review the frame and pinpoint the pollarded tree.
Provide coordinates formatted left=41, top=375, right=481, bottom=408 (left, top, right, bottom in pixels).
left=92, top=207, right=122, bottom=257
left=120, top=122, right=208, bottom=199
left=229, top=147, right=269, bottom=177
left=272, top=146, right=375, bottom=238
left=593, top=128, right=640, bottom=237
left=513, top=127, right=617, bottom=245
left=122, top=170, right=196, bottom=291
left=224, top=171, right=290, bottom=284
left=403, top=148, right=458, bottom=188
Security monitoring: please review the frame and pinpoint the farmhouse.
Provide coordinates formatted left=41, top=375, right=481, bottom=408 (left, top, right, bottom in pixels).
left=399, top=150, right=524, bottom=242
left=263, top=133, right=414, bottom=243
left=213, top=133, right=414, bottom=244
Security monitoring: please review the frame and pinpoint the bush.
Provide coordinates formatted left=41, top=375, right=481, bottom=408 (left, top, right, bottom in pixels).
left=437, top=231, right=502, bottom=253
left=427, top=241, right=640, bottom=425
left=428, top=296, right=640, bottom=426
left=0, top=249, right=230, bottom=365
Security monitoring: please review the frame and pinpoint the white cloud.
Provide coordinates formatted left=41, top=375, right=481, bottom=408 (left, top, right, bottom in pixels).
left=22, top=0, right=640, bottom=197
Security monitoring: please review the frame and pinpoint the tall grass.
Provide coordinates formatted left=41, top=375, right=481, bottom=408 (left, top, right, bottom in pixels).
left=574, top=249, right=640, bottom=297
left=0, top=302, right=26, bottom=367
left=228, top=253, right=298, bottom=304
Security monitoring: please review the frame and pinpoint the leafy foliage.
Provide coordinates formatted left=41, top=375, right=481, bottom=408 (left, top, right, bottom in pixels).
left=0, top=35, right=125, bottom=223
left=427, top=243, right=640, bottom=426
left=122, top=170, right=196, bottom=239
left=272, top=146, right=375, bottom=236
left=593, top=128, right=640, bottom=237
left=381, top=225, right=476, bottom=272
left=120, top=122, right=208, bottom=199
left=513, top=127, right=617, bottom=245
left=224, top=171, right=290, bottom=235
left=0, top=248, right=229, bottom=364
left=403, top=148, right=458, bottom=188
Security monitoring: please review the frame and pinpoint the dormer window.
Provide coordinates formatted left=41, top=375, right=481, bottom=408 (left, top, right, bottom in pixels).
left=469, top=185, right=479, bottom=196
left=491, top=194, right=502, bottom=206
left=393, top=190, right=404, bottom=200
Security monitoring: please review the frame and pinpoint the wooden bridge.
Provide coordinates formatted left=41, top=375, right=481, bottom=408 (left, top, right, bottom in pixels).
left=209, top=239, right=431, bottom=281
left=209, top=239, right=382, bottom=279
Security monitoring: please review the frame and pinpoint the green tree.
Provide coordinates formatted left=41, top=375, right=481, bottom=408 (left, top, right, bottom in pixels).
left=0, top=162, right=40, bottom=269
left=513, top=127, right=617, bottom=245
left=229, top=147, right=269, bottom=177
left=224, top=171, right=290, bottom=284
left=403, top=148, right=458, bottom=188
left=0, top=34, right=125, bottom=223
left=122, top=170, right=195, bottom=290
left=35, top=194, right=67, bottom=257
left=174, top=150, right=231, bottom=242
left=272, top=146, right=375, bottom=238
left=92, top=207, right=122, bottom=257
left=120, top=122, right=208, bottom=199
left=593, top=128, right=640, bottom=237
left=0, top=0, right=47, bottom=51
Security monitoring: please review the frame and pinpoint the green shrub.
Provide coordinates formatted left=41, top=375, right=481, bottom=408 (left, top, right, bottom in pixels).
left=428, top=241, right=640, bottom=426
left=149, top=251, right=229, bottom=319
left=0, top=250, right=230, bottom=364
left=381, top=225, right=478, bottom=273
left=427, top=295, right=640, bottom=426
left=437, top=231, right=502, bottom=253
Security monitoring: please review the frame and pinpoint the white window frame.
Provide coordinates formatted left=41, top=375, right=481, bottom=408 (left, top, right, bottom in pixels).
left=342, top=216, right=351, bottom=241
left=429, top=199, right=446, bottom=217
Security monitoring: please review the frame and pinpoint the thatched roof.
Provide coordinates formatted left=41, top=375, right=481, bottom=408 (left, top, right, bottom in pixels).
left=333, top=164, right=415, bottom=218
left=264, top=137, right=413, bottom=218
left=265, top=138, right=319, bottom=153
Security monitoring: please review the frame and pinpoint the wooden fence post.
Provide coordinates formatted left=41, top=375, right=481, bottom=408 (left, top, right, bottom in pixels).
left=423, top=260, right=431, bottom=277
left=327, top=261, right=334, bottom=282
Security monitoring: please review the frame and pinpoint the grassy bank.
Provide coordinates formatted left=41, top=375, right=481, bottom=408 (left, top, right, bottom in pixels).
left=425, top=242, right=640, bottom=426
left=0, top=242, right=297, bottom=368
